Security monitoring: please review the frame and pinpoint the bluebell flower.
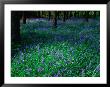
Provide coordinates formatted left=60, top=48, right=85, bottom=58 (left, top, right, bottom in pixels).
left=37, top=67, right=44, bottom=72
left=57, top=70, right=60, bottom=75
left=54, top=74, right=58, bottom=77
left=41, top=56, right=45, bottom=64
left=19, top=51, right=24, bottom=60
left=26, top=68, right=32, bottom=72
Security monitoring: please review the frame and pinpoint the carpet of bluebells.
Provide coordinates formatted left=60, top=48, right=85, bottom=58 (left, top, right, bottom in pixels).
left=11, top=17, right=100, bottom=77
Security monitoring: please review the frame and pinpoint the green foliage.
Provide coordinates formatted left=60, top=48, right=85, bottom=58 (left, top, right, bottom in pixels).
left=11, top=17, right=100, bottom=77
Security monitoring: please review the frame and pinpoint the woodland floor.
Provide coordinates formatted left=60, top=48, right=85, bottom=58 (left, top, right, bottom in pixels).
left=11, top=17, right=100, bottom=77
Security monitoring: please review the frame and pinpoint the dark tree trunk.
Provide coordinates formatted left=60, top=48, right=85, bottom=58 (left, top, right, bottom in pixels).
left=69, top=11, right=73, bottom=18
left=66, top=11, right=69, bottom=19
left=23, top=12, right=26, bottom=24
left=57, top=11, right=60, bottom=19
left=48, top=11, right=51, bottom=20
left=38, top=11, right=41, bottom=18
left=11, top=11, right=21, bottom=42
left=85, top=11, right=89, bottom=22
left=23, top=16, right=26, bottom=24
left=74, top=11, right=77, bottom=17
left=93, top=11, right=96, bottom=18
left=63, top=11, right=66, bottom=22
left=42, top=11, right=44, bottom=18
left=54, top=11, right=57, bottom=28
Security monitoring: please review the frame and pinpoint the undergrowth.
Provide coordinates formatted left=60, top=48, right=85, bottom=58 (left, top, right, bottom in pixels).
left=11, top=18, right=100, bottom=77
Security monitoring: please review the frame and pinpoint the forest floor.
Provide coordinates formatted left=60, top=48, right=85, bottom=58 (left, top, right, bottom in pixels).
left=11, top=17, right=100, bottom=77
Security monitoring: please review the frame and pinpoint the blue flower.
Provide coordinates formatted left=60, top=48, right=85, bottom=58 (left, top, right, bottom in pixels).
left=41, top=56, right=45, bottom=64
left=54, top=74, right=58, bottom=77
left=37, top=67, right=44, bottom=72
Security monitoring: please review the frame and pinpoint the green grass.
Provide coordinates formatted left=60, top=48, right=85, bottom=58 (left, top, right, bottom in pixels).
left=11, top=18, right=100, bottom=77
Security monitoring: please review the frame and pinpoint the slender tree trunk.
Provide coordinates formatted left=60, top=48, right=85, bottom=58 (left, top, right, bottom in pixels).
left=11, top=11, right=21, bottom=42
left=74, top=11, right=76, bottom=17
left=93, top=11, right=96, bottom=18
left=23, top=11, right=26, bottom=24
left=63, top=11, right=66, bottom=22
left=42, top=11, right=44, bottom=18
left=66, top=11, right=68, bottom=19
left=57, top=11, right=60, bottom=19
left=69, top=11, right=73, bottom=18
left=38, top=11, right=40, bottom=18
left=48, top=11, right=51, bottom=20
left=54, top=11, right=57, bottom=28
left=85, top=11, right=89, bottom=22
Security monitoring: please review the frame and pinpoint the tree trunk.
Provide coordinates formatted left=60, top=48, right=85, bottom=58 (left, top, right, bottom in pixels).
left=69, top=11, right=73, bottom=18
left=38, top=11, right=41, bottom=18
left=48, top=11, right=51, bottom=20
left=93, top=11, right=96, bottom=18
left=66, top=11, right=68, bottom=19
left=74, top=11, right=76, bottom=17
left=54, top=11, right=57, bottom=28
left=11, top=11, right=21, bottom=42
left=23, top=11, right=26, bottom=24
left=63, top=11, right=66, bottom=22
left=85, top=11, right=89, bottom=22
left=57, top=11, right=60, bottom=19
